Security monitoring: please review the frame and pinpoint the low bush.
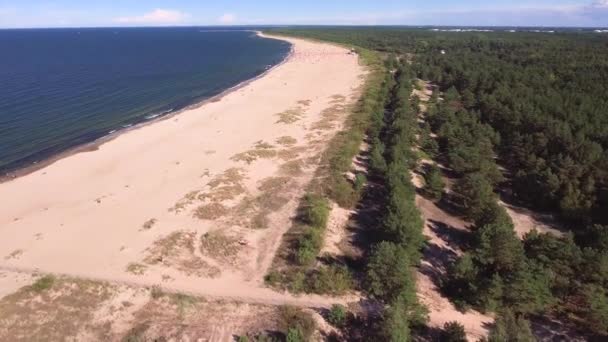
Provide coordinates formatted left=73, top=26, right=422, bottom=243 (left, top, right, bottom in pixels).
left=31, top=275, right=56, bottom=292
left=278, top=306, right=316, bottom=342
left=327, top=304, right=348, bottom=327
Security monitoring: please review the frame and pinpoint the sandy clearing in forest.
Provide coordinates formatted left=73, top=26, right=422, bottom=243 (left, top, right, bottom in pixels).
left=412, top=81, right=493, bottom=340
left=500, top=200, right=564, bottom=238
left=0, top=34, right=365, bottom=308
left=413, top=169, right=493, bottom=341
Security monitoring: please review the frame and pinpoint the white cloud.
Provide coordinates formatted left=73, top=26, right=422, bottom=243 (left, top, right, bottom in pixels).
left=218, top=13, right=237, bottom=24
left=114, top=9, right=187, bottom=25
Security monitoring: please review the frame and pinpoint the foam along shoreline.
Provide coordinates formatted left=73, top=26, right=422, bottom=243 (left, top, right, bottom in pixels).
left=0, top=33, right=364, bottom=303
left=0, top=31, right=293, bottom=184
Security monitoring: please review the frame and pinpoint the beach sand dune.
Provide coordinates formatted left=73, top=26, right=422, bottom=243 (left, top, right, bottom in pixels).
left=0, top=34, right=365, bottom=306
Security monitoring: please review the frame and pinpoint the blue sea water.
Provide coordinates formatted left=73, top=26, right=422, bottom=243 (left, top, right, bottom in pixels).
left=0, top=27, right=291, bottom=174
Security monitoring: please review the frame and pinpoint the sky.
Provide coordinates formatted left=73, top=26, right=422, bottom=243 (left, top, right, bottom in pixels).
left=0, top=0, right=607, bottom=28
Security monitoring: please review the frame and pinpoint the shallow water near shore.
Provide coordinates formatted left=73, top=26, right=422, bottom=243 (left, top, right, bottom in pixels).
left=0, top=27, right=291, bottom=174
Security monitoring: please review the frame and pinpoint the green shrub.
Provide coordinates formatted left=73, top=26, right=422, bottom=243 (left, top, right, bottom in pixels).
left=309, top=265, right=353, bottom=295
left=296, top=242, right=317, bottom=266
left=289, top=271, right=307, bottom=293
left=441, top=321, right=467, bottom=342
left=423, top=164, right=445, bottom=200
left=278, top=306, right=316, bottom=341
left=327, top=304, right=347, bottom=327
left=31, top=275, right=55, bottom=292
left=264, top=270, right=282, bottom=286
left=302, top=194, right=330, bottom=228
left=366, top=242, right=414, bottom=301
left=354, top=173, right=367, bottom=192
left=286, top=328, right=304, bottom=342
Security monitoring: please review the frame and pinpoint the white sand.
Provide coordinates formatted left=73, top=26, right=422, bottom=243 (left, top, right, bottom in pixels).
left=0, top=34, right=365, bottom=307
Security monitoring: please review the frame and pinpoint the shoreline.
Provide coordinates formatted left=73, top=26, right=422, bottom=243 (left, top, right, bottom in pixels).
left=0, top=31, right=294, bottom=184
left=0, top=34, right=364, bottom=314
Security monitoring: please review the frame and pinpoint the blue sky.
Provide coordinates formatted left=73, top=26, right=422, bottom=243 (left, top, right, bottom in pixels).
left=0, top=0, right=607, bottom=28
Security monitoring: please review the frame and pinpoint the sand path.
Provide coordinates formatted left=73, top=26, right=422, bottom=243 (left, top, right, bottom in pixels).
left=0, top=34, right=365, bottom=308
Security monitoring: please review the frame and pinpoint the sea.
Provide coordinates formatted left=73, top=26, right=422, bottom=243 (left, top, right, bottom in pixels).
left=0, top=27, right=291, bottom=175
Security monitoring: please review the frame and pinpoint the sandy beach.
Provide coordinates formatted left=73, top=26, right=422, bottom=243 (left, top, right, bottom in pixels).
left=0, top=33, right=365, bottom=306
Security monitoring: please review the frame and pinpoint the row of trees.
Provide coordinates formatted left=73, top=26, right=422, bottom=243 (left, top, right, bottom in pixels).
left=366, top=63, right=428, bottom=340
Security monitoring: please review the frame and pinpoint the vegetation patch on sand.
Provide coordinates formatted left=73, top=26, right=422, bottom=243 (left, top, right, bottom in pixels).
left=144, top=230, right=220, bottom=278
left=125, top=262, right=148, bottom=275
left=297, top=99, right=312, bottom=106
left=278, top=146, right=309, bottom=161
left=276, top=136, right=298, bottom=146
left=199, top=230, right=242, bottom=264
left=231, top=141, right=278, bottom=164
left=120, top=295, right=283, bottom=342
left=310, top=104, right=346, bottom=131
left=193, top=202, right=229, bottom=220
left=275, top=107, right=305, bottom=124
left=169, top=190, right=200, bottom=213
left=199, top=167, right=247, bottom=202
left=230, top=176, right=296, bottom=229
left=141, top=218, right=157, bottom=230
left=0, top=277, right=112, bottom=342
left=4, top=249, right=23, bottom=260
left=279, top=159, right=306, bottom=177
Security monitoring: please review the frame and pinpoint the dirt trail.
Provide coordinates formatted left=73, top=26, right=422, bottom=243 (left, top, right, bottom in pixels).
left=0, top=265, right=357, bottom=309
left=411, top=81, right=493, bottom=340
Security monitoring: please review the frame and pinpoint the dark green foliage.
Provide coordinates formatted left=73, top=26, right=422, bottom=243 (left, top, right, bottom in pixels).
left=307, top=265, right=353, bottom=295
left=423, top=164, right=445, bottom=200
left=487, top=309, right=535, bottom=342
left=453, top=173, right=497, bottom=223
left=441, top=321, right=467, bottom=342
left=327, top=304, right=347, bottom=327
left=369, top=139, right=388, bottom=175
left=473, top=222, right=523, bottom=274
left=295, top=194, right=330, bottom=266
left=523, top=231, right=582, bottom=298
left=366, top=242, right=414, bottom=302
left=381, top=297, right=411, bottom=342
left=582, top=284, right=608, bottom=336
left=31, top=275, right=56, bottom=292
left=266, top=26, right=608, bottom=341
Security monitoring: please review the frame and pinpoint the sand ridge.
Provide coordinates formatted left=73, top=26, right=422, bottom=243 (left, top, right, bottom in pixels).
left=0, top=34, right=365, bottom=307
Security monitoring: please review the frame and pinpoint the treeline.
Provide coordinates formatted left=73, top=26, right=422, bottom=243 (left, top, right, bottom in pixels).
left=427, top=87, right=608, bottom=337
left=364, top=62, right=428, bottom=340
left=412, top=34, right=608, bottom=337
left=412, top=34, right=608, bottom=228
left=267, top=27, right=608, bottom=339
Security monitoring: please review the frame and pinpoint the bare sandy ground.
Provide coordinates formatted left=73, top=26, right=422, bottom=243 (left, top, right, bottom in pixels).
left=0, top=34, right=365, bottom=308
left=413, top=168, right=493, bottom=341
left=500, top=200, right=564, bottom=238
